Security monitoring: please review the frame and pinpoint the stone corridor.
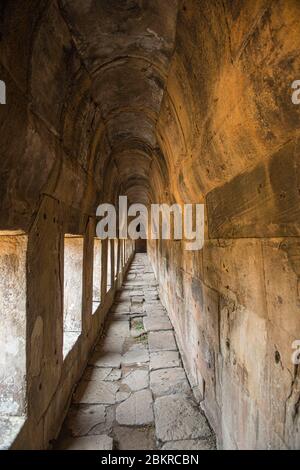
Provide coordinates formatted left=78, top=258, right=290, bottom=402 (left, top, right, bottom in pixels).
left=1, top=0, right=300, bottom=451
left=55, top=254, right=215, bottom=450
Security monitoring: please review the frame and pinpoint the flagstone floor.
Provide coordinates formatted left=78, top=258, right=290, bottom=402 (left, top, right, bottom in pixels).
left=55, top=253, right=215, bottom=450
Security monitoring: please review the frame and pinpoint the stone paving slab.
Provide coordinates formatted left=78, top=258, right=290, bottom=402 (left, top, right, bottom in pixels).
left=144, top=316, right=172, bottom=332
left=82, top=366, right=112, bottom=381
left=162, top=439, right=215, bottom=450
left=145, top=293, right=159, bottom=301
left=148, top=331, right=177, bottom=352
left=130, top=304, right=144, bottom=314
left=111, top=302, right=131, bottom=314
left=116, top=390, right=154, bottom=426
left=59, top=435, right=113, bottom=450
left=154, top=394, right=212, bottom=442
left=114, top=426, right=156, bottom=450
left=130, top=290, right=144, bottom=296
left=123, top=369, right=149, bottom=391
left=88, top=406, right=115, bottom=435
left=105, top=320, right=130, bottom=337
left=116, top=391, right=131, bottom=403
left=124, top=281, right=157, bottom=287
left=73, top=380, right=119, bottom=405
left=150, top=368, right=190, bottom=397
left=150, top=351, right=181, bottom=371
left=131, top=295, right=144, bottom=304
left=129, top=311, right=147, bottom=318
left=109, top=312, right=131, bottom=321
left=145, top=306, right=167, bottom=316
left=122, top=345, right=149, bottom=366
left=97, top=337, right=124, bottom=354
left=89, top=351, right=122, bottom=368
left=65, top=405, right=106, bottom=436
left=106, top=369, right=122, bottom=381
left=56, top=254, right=215, bottom=451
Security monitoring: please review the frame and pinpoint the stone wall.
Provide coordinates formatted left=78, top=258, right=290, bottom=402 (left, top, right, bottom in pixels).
left=148, top=0, right=300, bottom=450
left=0, top=193, right=134, bottom=450
left=0, top=0, right=136, bottom=449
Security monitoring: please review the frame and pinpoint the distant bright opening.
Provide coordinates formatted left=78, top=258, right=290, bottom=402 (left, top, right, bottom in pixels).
left=63, top=235, right=83, bottom=358
left=0, top=232, right=27, bottom=417
left=92, top=238, right=102, bottom=314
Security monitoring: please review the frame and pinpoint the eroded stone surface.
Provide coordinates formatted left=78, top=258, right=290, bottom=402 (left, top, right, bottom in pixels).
left=114, top=426, right=156, bottom=450
left=106, top=369, right=122, bottom=381
left=89, top=351, right=121, bottom=369
left=111, top=303, right=131, bottom=314
left=73, top=381, right=119, bottom=405
left=106, top=321, right=130, bottom=338
left=97, top=337, right=124, bottom=354
left=116, top=390, right=154, bottom=426
left=123, top=369, right=149, bottom=391
left=150, top=368, right=190, bottom=397
left=150, top=351, right=181, bottom=371
left=116, top=391, right=131, bottom=403
left=56, top=255, right=215, bottom=451
left=144, top=304, right=166, bottom=314
left=65, top=405, right=106, bottom=436
left=144, top=316, right=172, bottom=332
left=162, top=439, right=215, bottom=450
left=154, top=395, right=212, bottom=442
left=82, top=367, right=112, bottom=382
left=89, top=406, right=115, bottom=436
left=148, top=331, right=177, bottom=352
left=60, top=435, right=113, bottom=450
left=122, top=345, right=149, bottom=366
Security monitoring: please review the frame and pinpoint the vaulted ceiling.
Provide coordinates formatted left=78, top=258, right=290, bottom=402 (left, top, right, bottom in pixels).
left=59, top=0, right=178, bottom=205
left=1, top=0, right=299, bottom=232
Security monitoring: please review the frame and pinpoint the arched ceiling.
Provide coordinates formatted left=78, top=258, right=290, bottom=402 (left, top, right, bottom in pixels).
left=2, top=0, right=299, bottom=233
left=59, top=0, right=179, bottom=205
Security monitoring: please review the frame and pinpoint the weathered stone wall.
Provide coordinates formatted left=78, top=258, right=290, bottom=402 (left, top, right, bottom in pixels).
left=0, top=0, right=135, bottom=448
left=0, top=193, right=134, bottom=449
left=149, top=0, right=300, bottom=450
